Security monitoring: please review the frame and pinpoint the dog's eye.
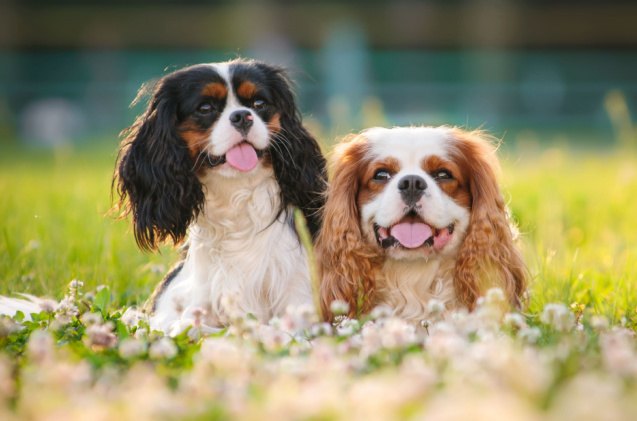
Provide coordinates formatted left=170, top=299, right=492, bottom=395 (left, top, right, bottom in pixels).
left=433, top=169, right=453, bottom=180
left=373, top=169, right=392, bottom=182
left=253, top=98, right=267, bottom=110
left=197, top=102, right=215, bottom=114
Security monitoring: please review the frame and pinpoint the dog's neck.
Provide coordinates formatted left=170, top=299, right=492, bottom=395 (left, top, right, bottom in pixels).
left=194, top=165, right=282, bottom=240
left=375, top=255, right=457, bottom=322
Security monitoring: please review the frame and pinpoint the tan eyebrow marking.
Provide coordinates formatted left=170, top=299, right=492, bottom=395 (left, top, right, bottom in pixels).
left=236, top=80, right=257, bottom=98
left=201, top=82, right=227, bottom=99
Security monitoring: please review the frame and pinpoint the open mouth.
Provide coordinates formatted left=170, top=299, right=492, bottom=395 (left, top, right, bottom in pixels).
left=203, top=141, right=266, bottom=171
left=374, top=215, right=455, bottom=251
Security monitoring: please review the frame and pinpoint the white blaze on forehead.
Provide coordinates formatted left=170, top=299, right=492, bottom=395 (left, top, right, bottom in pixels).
left=209, top=62, right=238, bottom=107
left=362, top=126, right=452, bottom=164
left=205, top=61, right=270, bottom=158
left=209, top=62, right=230, bottom=80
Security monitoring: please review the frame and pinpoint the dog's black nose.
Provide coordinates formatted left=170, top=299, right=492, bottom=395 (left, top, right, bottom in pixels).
left=398, top=175, right=427, bottom=204
left=229, top=110, right=253, bottom=133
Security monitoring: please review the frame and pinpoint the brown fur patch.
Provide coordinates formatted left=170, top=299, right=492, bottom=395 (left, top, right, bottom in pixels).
left=317, top=135, right=385, bottom=321
left=357, top=157, right=400, bottom=207
left=201, top=82, right=227, bottom=99
left=178, top=120, right=211, bottom=159
left=423, top=155, right=471, bottom=208
left=236, top=81, right=257, bottom=99
left=268, top=113, right=281, bottom=133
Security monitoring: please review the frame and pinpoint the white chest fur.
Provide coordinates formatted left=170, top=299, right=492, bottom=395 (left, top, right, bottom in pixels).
left=150, top=166, right=312, bottom=333
left=375, top=257, right=457, bottom=322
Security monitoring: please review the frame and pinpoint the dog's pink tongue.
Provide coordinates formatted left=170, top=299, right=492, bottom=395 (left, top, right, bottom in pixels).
left=390, top=222, right=432, bottom=249
left=226, top=143, right=258, bottom=172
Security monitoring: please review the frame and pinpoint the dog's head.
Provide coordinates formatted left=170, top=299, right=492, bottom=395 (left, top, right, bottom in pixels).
left=317, top=126, right=526, bottom=318
left=114, top=59, right=326, bottom=250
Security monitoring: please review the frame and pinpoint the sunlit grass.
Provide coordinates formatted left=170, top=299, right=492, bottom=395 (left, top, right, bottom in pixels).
left=2, top=142, right=636, bottom=324
left=504, top=147, right=637, bottom=323
left=0, top=145, right=179, bottom=305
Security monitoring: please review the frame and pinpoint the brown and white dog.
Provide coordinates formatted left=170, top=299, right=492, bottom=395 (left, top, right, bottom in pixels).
left=317, top=126, right=525, bottom=321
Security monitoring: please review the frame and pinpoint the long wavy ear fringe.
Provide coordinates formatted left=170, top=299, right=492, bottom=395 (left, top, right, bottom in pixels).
left=113, top=76, right=204, bottom=251
left=255, top=63, right=327, bottom=239
left=316, top=135, right=383, bottom=320
left=449, top=128, right=527, bottom=309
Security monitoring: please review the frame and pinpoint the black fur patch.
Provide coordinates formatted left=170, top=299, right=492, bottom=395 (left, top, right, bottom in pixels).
left=145, top=260, right=185, bottom=314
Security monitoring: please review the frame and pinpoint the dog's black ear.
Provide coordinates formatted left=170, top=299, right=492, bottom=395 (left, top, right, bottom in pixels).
left=114, top=76, right=204, bottom=251
left=258, top=64, right=327, bottom=238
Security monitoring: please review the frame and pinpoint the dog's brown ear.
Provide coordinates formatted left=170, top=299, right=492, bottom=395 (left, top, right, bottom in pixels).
left=448, top=129, right=526, bottom=309
left=316, top=135, right=383, bottom=320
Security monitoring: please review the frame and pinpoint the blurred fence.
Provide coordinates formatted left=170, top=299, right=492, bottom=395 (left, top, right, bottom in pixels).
left=1, top=48, right=636, bottom=146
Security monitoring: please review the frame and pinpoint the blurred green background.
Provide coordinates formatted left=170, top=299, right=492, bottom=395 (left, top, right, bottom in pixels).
left=1, top=0, right=636, bottom=146
left=1, top=0, right=636, bottom=313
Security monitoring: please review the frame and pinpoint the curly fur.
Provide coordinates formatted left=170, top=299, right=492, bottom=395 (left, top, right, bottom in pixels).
left=316, top=136, right=384, bottom=319
left=448, top=128, right=526, bottom=308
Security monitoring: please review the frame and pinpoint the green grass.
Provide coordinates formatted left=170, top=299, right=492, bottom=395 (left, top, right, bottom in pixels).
left=2, top=142, right=635, bottom=323
left=0, top=144, right=178, bottom=306
left=504, top=146, right=637, bottom=323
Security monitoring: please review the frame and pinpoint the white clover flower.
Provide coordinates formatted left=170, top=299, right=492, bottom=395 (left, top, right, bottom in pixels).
left=425, top=329, right=466, bottom=360
left=85, top=322, right=118, bottom=350
left=219, top=291, right=243, bottom=321
left=330, top=299, right=350, bottom=316
left=503, top=312, right=527, bottom=330
left=359, top=322, right=382, bottom=357
left=518, top=326, right=542, bottom=344
left=309, top=322, right=333, bottom=338
left=282, top=304, right=318, bottom=333
left=590, top=315, right=609, bottom=331
left=80, top=312, right=102, bottom=326
left=0, top=355, right=13, bottom=398
left=335, top=318, right=359, bottom=337
left=197, top=337, right=253, bottom=375
left=119, top=338, right=147, bottom=359
left=257, top=324, right=291, bottom=352
left=68, top=279, right=84, bottom=290
left=0, top=318, right=20, bottom=337
left=37, top=298, right=58, bottom=313
left=380, top=318, right=418, bottom=349
left=426, top=299, right=446, bottom=316
left=269, top=316, right=285, bottom=330
left=149, top=337, right=178, bottom=360
left=188, top=307, right=207, bottom=328
left=56, top=295, right=79, bottom=314
left=485, top=287, right=506, bottom=305
left=599, top=328, right=637, bottom=377
left=134, top=327, right=149, bottom=340
left=369, top=305, right=393, bottom=321
left=27, top=329, right=55, bottom=364
left=121, top=307, right=146, bottom=328
left=540, top=303, right=575, bottom=332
